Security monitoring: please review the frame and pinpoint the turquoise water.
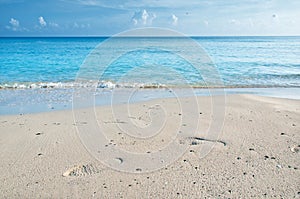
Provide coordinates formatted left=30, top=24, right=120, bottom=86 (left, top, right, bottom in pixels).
left=0, top=36, right=299, bottom=88
left=0, top=36, right=300, bottom=114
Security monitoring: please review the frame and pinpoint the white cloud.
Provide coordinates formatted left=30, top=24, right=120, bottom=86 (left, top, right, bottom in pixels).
left=141, top=9, right=149, bottom=25
left=6, top=17, right=29, bottom=32
left=9, top=18, right=19, bottom=27
left=132, top=9, right=156, bottom=26
left=38, top=16, right=47, bottom=27
left=6, top=18, right=19, bottom=31
left=171, top=14, right=178, bottom=26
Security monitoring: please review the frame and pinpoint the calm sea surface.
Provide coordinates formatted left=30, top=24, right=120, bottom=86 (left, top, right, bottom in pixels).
left=0, top=36, right=299, bottom=114
left=0, top=36, right=299, bottom=88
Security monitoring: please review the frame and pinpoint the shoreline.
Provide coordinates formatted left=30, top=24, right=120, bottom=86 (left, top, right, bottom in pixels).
left=1, top=81, right=300, bottom=90
left=0, top=94, right=299, bottom=198
left=1, top=87, right=300, bottom=116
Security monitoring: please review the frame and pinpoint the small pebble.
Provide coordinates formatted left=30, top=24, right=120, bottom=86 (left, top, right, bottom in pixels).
left=291, top=146, right=299, bottom=153
left=276, top=164, right=282, bottom=169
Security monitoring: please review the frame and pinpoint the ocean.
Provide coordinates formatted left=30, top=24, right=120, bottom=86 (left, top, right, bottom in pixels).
left=0, top=36, right=299, bottom=114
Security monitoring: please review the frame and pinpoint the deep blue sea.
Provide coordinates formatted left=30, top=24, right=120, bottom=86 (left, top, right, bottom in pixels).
left=0, top=36, right=299, bottom=114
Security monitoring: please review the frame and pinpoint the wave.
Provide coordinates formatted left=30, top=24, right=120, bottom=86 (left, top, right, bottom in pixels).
left=0, top=81, right=169, bottom=90
left=1, top=80, right=300, bottom=90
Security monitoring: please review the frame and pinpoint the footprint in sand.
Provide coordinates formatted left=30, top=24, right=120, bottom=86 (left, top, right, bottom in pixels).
left=63, top=164, right=100, bottom=177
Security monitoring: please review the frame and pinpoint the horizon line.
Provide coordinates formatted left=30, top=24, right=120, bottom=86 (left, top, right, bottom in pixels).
left=1, top=35, right=300, bottom=38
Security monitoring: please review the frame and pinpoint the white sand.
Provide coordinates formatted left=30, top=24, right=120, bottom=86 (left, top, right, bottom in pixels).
left=0, top=94, right=299, bottom=198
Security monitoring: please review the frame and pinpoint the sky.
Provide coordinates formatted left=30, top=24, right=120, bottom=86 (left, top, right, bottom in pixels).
left=0, top=0, right=299, bottom=36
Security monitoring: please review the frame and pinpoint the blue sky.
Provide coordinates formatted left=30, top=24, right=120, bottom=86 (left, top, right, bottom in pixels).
left=0, top=0, right=299, bottom=36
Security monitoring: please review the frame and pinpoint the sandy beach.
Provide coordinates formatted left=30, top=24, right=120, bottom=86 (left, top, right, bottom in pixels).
left=0, top=94, right=299, bottom=198
left=1, top=0, right=300, bottom=198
